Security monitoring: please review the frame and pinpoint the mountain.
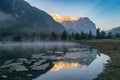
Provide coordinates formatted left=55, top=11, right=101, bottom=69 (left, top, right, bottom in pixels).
left=108, top=27, right=120, bottom=34
left=50, top=13, right=97, bottom=34
left=0, top=0, right=66, bottom=34
left=50, top=13, right=80, bottom=22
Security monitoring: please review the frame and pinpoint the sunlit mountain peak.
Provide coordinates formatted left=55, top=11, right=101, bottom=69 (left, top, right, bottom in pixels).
left=50, top=13, right=80, bottom=23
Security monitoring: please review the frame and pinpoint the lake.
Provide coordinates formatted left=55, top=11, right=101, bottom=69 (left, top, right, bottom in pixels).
left=0, top=41, right=110, bottom=80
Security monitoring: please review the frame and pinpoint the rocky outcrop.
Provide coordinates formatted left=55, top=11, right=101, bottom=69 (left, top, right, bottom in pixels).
left=50, top=13, right=97, bottom=34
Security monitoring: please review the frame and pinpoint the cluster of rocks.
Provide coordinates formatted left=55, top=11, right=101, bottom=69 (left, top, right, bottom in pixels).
left=0, top=58, right=49, bottom=72
left=0, top=47, right=98, bottom=79
left=0, top=47, right=98, bottom=71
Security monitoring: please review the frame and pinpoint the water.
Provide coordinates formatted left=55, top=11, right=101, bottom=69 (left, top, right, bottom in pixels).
left=34, top=54, right=109, bottom=80
left=0, top=41, right=110, bottom=80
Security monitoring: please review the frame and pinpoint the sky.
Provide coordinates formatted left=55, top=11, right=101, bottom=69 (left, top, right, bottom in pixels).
left=25, top=0, right=120, bottom=30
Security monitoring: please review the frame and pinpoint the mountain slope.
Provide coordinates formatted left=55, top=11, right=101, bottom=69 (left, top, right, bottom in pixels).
left=0, top=0, right=66, bottom=33
left=108, top=27, right=120, bottom=34
left=50, top=13, right=97, bottom=34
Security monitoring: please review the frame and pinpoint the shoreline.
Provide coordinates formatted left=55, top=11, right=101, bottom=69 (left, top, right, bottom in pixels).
left=79, top=39, right=120, bottom=80
left=0, top=39, right=119, bottom=79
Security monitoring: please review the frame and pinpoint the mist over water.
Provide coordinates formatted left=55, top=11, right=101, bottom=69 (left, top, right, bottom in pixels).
left=0, top=41, right=79, bottom=51
left=0, top=41, right=110, bottom=80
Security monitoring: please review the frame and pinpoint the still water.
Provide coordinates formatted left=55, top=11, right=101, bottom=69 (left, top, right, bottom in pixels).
left=0, top=42, right=110, bottom=80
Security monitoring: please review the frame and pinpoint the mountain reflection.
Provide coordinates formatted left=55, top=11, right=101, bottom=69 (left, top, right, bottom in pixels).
left=0, top=42, right=99, bottom=80
left=51, top=61, right=82, bottom=71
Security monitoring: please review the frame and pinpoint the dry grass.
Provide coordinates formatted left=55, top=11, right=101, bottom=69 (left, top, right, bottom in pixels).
left=79, top=39, right=120, bottom=80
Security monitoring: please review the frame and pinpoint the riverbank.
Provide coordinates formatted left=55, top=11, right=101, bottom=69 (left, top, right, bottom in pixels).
left=79, top=39, right=120, bottom=80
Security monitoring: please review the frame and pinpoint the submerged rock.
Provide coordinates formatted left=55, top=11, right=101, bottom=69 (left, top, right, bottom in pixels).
left=30, top=60, right=46, bottom=68
left=54, top=51, right=64, bottom=54
left=2, top=75, right=8, bottom=79
left=4, top=60, right=14, bottom=65
left=67, top=48, right=80, bottom=52
left=18, top=58, right=28, bottom=63
left=0, top=62, right=22, bottom=69
left=0, top=62, right=28, bottom=72
left=32, top=63, right=49, bottom=70
left=32, top=54, right=44, bottom=59
left=10, top=65, right=28, bottom=72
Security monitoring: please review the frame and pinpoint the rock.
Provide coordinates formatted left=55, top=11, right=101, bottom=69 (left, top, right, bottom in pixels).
left=0, top=62, right=22, bottom=69
left=32, top=54, right=44, bottom=59
left=18, top=58, right=28, bottom=63
left=54, top=51, right=64, bottom=54
left=10, top=65, right=28, bottom=72
left=30, top=60, right=46, bottom=68
left=4, top=60, right=14, bottom=65
left=0, top=62, right=28, bottom=72
left=42, top=55, right=56, bottom=60
left=46, top=51, right=54, bottom=54
left=32, top=63, right=49, bottom=71
left=29, top=59, right=37, bottom=64
left=2, top=75, right=8, bottom=78
left=50, top=56, right=64, bottom=60
left=67, top=48, right=80, bottom=52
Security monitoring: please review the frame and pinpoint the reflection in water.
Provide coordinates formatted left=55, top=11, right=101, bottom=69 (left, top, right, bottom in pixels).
left=51, top=61, right=82, bottom=71
left=34, top=54, right=109, bottom=80
left=0, top=42, right=110, bottom=80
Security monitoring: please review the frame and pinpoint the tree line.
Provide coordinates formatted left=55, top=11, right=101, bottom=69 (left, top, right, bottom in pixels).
left=0, top=28, right=120, bottom=41
left=50, top=28, right=120, bottom=41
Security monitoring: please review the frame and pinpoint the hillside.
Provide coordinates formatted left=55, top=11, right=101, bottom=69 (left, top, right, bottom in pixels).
left=108, top=27, right=120, bottom=34
left=0, top=0, right=66, bottom=34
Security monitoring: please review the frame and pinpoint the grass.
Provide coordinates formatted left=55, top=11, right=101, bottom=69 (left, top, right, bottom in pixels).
left=79, top=39, right=120, bottom=80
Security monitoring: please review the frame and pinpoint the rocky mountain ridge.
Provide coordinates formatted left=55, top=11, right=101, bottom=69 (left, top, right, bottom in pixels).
left=50, top=13, right=97, bottom=34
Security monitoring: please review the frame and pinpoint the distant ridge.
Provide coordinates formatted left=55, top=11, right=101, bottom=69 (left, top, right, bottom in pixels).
left=107, top=26, right=120, bottom=34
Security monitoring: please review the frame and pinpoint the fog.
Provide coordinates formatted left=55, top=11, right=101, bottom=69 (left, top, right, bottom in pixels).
left=0, top=41, right=80, bottom=51
left=0, top=11, right=16, bottom=28
left=0, top=11, right=14, bottom=21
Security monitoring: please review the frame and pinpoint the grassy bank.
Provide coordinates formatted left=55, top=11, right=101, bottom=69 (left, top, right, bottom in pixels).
left=79, top=39, right=120, bottom=80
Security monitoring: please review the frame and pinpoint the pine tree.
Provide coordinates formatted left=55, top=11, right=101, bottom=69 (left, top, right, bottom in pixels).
left=101, top=30, right=106, bottom=39
left=0, top=38, right=2, bottom=41
left=84, top=33, right=88, bottom=40
left=50, top=32, right=57, bottom=40
left=115, top=33, right=120, bottom=38
left=71, top=32, right=75, bottom=39
left=107, top=32, right=112, bottom=39
left=75, top=33, right=80, bottom=40
left=12, top=35, right=22, bottom=41
left=61, top=31, right=67, bottom=40
left=80, top=31, right=84, bottom=39
left=88, top=30, right=92, bottom=39
left=96, top=28, right=101, bottom=39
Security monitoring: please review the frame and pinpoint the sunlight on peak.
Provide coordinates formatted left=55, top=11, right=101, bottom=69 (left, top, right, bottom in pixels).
left=50, top=13, right=80, bottom=23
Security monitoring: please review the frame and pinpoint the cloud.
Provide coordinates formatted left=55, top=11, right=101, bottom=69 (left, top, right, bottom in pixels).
left=0, top=11, right=15, bottom=21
